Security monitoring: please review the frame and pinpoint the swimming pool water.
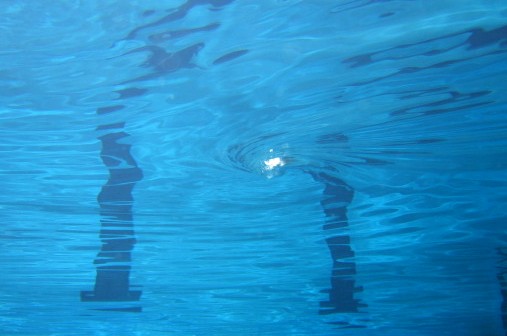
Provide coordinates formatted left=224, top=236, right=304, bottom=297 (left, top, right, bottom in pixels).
left=1, top=1, right=507, bottom=335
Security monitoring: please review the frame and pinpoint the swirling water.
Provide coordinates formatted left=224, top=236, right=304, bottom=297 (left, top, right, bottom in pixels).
left=1, top=1, right=507, bottom=335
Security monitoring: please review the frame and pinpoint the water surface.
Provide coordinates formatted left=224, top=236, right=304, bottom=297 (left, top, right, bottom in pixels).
left=1, top=1, right=507, bottom=335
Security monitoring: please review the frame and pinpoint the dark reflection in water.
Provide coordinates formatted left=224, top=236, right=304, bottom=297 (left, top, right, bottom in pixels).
left=125, top=0, right=234, bottom=40
left=80, top=106, right=143, bottom=312
left=149, top=22, right=220, bottom=43
left=122, top=43, right=204, bottom=84
left=81, top=0, right=239, bottom=314
left=343, top=24, right=507, bottom=87
left=310, top=171, right=366, bottom=316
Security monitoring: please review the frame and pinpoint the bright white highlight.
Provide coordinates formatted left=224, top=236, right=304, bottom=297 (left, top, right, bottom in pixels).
left=261, top=147, right=289, bottom=178
left=264, top=157, right=285, bottom=171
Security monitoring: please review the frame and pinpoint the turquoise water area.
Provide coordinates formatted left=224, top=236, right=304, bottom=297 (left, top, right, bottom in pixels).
left=1, top=1, right=507, bottom=335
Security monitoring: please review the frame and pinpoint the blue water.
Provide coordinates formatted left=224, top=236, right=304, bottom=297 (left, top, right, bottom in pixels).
left=1, top=1, right=507, bottom=335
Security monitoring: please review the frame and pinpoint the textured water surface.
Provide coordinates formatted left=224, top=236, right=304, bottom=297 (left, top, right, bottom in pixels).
left=1, top=1, right=507, bottom=335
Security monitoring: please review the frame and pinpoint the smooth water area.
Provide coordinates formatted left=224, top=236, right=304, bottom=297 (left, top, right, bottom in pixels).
left=1, top=1, right=507, bottom=335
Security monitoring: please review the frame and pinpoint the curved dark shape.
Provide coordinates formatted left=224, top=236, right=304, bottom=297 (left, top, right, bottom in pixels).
left=125, top=0, right=234, bottom=40
left=122, top=43, right=204, bottom=84
left=343, top=24, right=507, bottom=69
left=341, top=24, right=507, bottom=88
left=81, top=106, right=143, bottom=308
left=213, top=49, right=249, bottom=65
left=467, top=25, right=507, bottom=49
left=309, top=171, right=366, bottom=314
left=149, top=22, right=220, bottom=43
